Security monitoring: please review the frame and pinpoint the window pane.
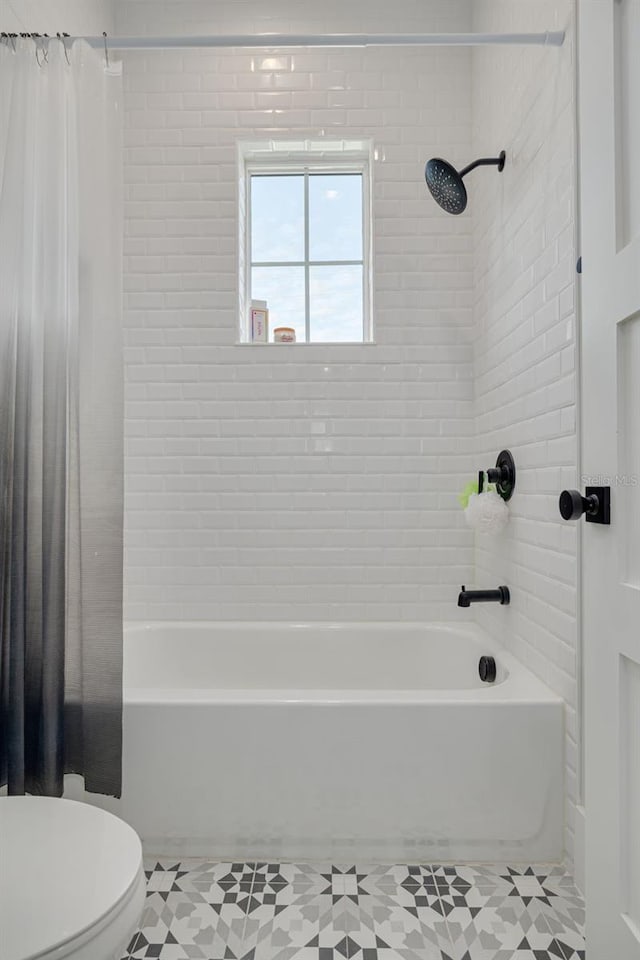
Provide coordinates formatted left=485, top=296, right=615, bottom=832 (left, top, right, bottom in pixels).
left=251, top=175, right=304, bottom=263
left=309, top=174, right=363, bottom=262
left=251, top=266, right=306, bottom=342
left=309, top=265, right=363, bottom=342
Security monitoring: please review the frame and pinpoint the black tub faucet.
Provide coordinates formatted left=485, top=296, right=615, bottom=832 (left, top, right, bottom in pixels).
left=458, top=585, right=510, bottom=608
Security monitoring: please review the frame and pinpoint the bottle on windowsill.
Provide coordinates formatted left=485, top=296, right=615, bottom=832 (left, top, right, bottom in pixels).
left=273, top=327, right=296, bottom=343
left=250, top=299, right=269, bottom=342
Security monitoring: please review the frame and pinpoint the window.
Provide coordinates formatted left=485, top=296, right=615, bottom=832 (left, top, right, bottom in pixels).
left=239, top=141, right=372, bottom=343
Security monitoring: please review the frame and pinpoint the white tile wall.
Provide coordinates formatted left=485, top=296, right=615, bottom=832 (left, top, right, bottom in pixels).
left=115, top=0, right=472, bottom=37
left=118, top=0, right=477, bottom=622
left=470, top=0, right=578, bottom=867
left=3, top=0, right=114, bottom=34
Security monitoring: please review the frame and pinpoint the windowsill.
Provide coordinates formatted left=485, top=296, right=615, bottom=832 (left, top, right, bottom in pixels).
left=235, top=341, right=377, bottom=346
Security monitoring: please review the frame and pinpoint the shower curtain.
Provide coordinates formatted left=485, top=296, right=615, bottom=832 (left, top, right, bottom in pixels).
left=0, top=39, right=124, bottom=797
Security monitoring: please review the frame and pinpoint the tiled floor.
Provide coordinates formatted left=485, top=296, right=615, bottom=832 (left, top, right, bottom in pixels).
left=122, top=860, right=585, bottom=960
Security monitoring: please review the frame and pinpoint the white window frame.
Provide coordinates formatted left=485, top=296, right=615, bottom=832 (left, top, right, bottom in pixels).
left=238, top=140, right=373, bottom=344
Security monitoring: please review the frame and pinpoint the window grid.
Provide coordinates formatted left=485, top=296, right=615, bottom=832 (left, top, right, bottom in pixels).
left=304, top=169, right=310, bottom=342
left=247, top=167, right=367, bottom=343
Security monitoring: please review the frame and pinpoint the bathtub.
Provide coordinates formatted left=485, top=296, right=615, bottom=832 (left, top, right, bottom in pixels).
left=119, top=621, right=563, bottom=863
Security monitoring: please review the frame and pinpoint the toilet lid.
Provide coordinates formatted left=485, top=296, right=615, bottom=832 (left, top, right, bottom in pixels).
left=0, top=796, right=143, bottom=960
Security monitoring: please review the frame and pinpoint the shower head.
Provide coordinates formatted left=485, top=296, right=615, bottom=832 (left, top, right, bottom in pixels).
left=425, top=150, right=506, bottom=215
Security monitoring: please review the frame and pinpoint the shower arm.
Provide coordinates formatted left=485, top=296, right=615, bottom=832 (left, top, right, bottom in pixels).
left=459, top=153, right=506, bottom=178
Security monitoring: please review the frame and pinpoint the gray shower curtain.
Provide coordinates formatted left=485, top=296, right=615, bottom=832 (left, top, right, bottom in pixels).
left=0, top=39, right=124, bottom=797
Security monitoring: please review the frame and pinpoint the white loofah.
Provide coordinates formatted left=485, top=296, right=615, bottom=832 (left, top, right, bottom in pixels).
left=464, top=490, right=509, bottom=534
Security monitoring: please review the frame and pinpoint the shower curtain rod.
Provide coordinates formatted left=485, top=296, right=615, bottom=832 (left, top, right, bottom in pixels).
left=77, top=31, right=565, bottom=51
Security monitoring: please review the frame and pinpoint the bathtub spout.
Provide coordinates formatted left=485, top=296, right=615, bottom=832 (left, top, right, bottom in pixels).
left=457, top=585, right=510, bottom=607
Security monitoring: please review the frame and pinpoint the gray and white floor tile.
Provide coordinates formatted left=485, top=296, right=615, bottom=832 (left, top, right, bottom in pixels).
left=122, top=861, right=585, bottom=960
left=433, top=866, right=585, bottom=960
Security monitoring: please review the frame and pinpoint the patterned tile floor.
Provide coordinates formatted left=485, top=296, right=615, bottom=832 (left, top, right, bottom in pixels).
left=122, top=860, right=585, bottom=960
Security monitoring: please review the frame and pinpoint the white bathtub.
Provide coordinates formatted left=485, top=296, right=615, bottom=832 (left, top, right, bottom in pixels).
left=119, top=621, right=564, bottom=863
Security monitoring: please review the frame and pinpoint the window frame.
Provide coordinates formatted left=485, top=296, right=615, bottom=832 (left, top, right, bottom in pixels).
left=239, top=143, right=373, bottom=344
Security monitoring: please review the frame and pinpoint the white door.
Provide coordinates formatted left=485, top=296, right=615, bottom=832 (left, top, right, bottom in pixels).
left=579, top=0, right=640, bottom=955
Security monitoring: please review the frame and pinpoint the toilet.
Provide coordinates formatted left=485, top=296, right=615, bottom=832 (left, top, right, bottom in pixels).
left=1, top=796, right=146, bottom=960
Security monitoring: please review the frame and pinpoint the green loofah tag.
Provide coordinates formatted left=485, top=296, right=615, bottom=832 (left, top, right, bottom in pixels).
left=458, top=478, right=496, bottom=509
left=458, top=480, right=478, bottom=509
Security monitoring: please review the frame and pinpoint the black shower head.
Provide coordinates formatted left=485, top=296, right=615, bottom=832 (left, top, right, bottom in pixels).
left=425, top=151, right=506, bottom=215
left=424, top=158, right=468, bottom=215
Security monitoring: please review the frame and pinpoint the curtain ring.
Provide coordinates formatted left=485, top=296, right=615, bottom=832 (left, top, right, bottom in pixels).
left=31, top=33, right=48, bottom=66
left=103, top=31, right=110, bottom=68
left=58, top=32, right=71, bottom=66
left=33, top=35, right=45, bottom=67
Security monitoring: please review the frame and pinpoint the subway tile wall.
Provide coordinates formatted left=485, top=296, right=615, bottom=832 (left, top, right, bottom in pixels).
left=3, top=0, right=114, bottom=33
left=118, top=0, right=477, bottom=622
left=470, top=0, right=578, bottom=867
left=116, top=0, right=472, bottom=38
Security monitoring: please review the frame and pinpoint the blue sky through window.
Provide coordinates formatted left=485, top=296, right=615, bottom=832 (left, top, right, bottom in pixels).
left=250, top=172, right=364, bottom=342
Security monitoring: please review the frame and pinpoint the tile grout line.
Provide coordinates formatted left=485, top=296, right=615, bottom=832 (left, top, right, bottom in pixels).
left=430, top=864, right=459, bottom=960
left=242, top=859, right=260, bottom=959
